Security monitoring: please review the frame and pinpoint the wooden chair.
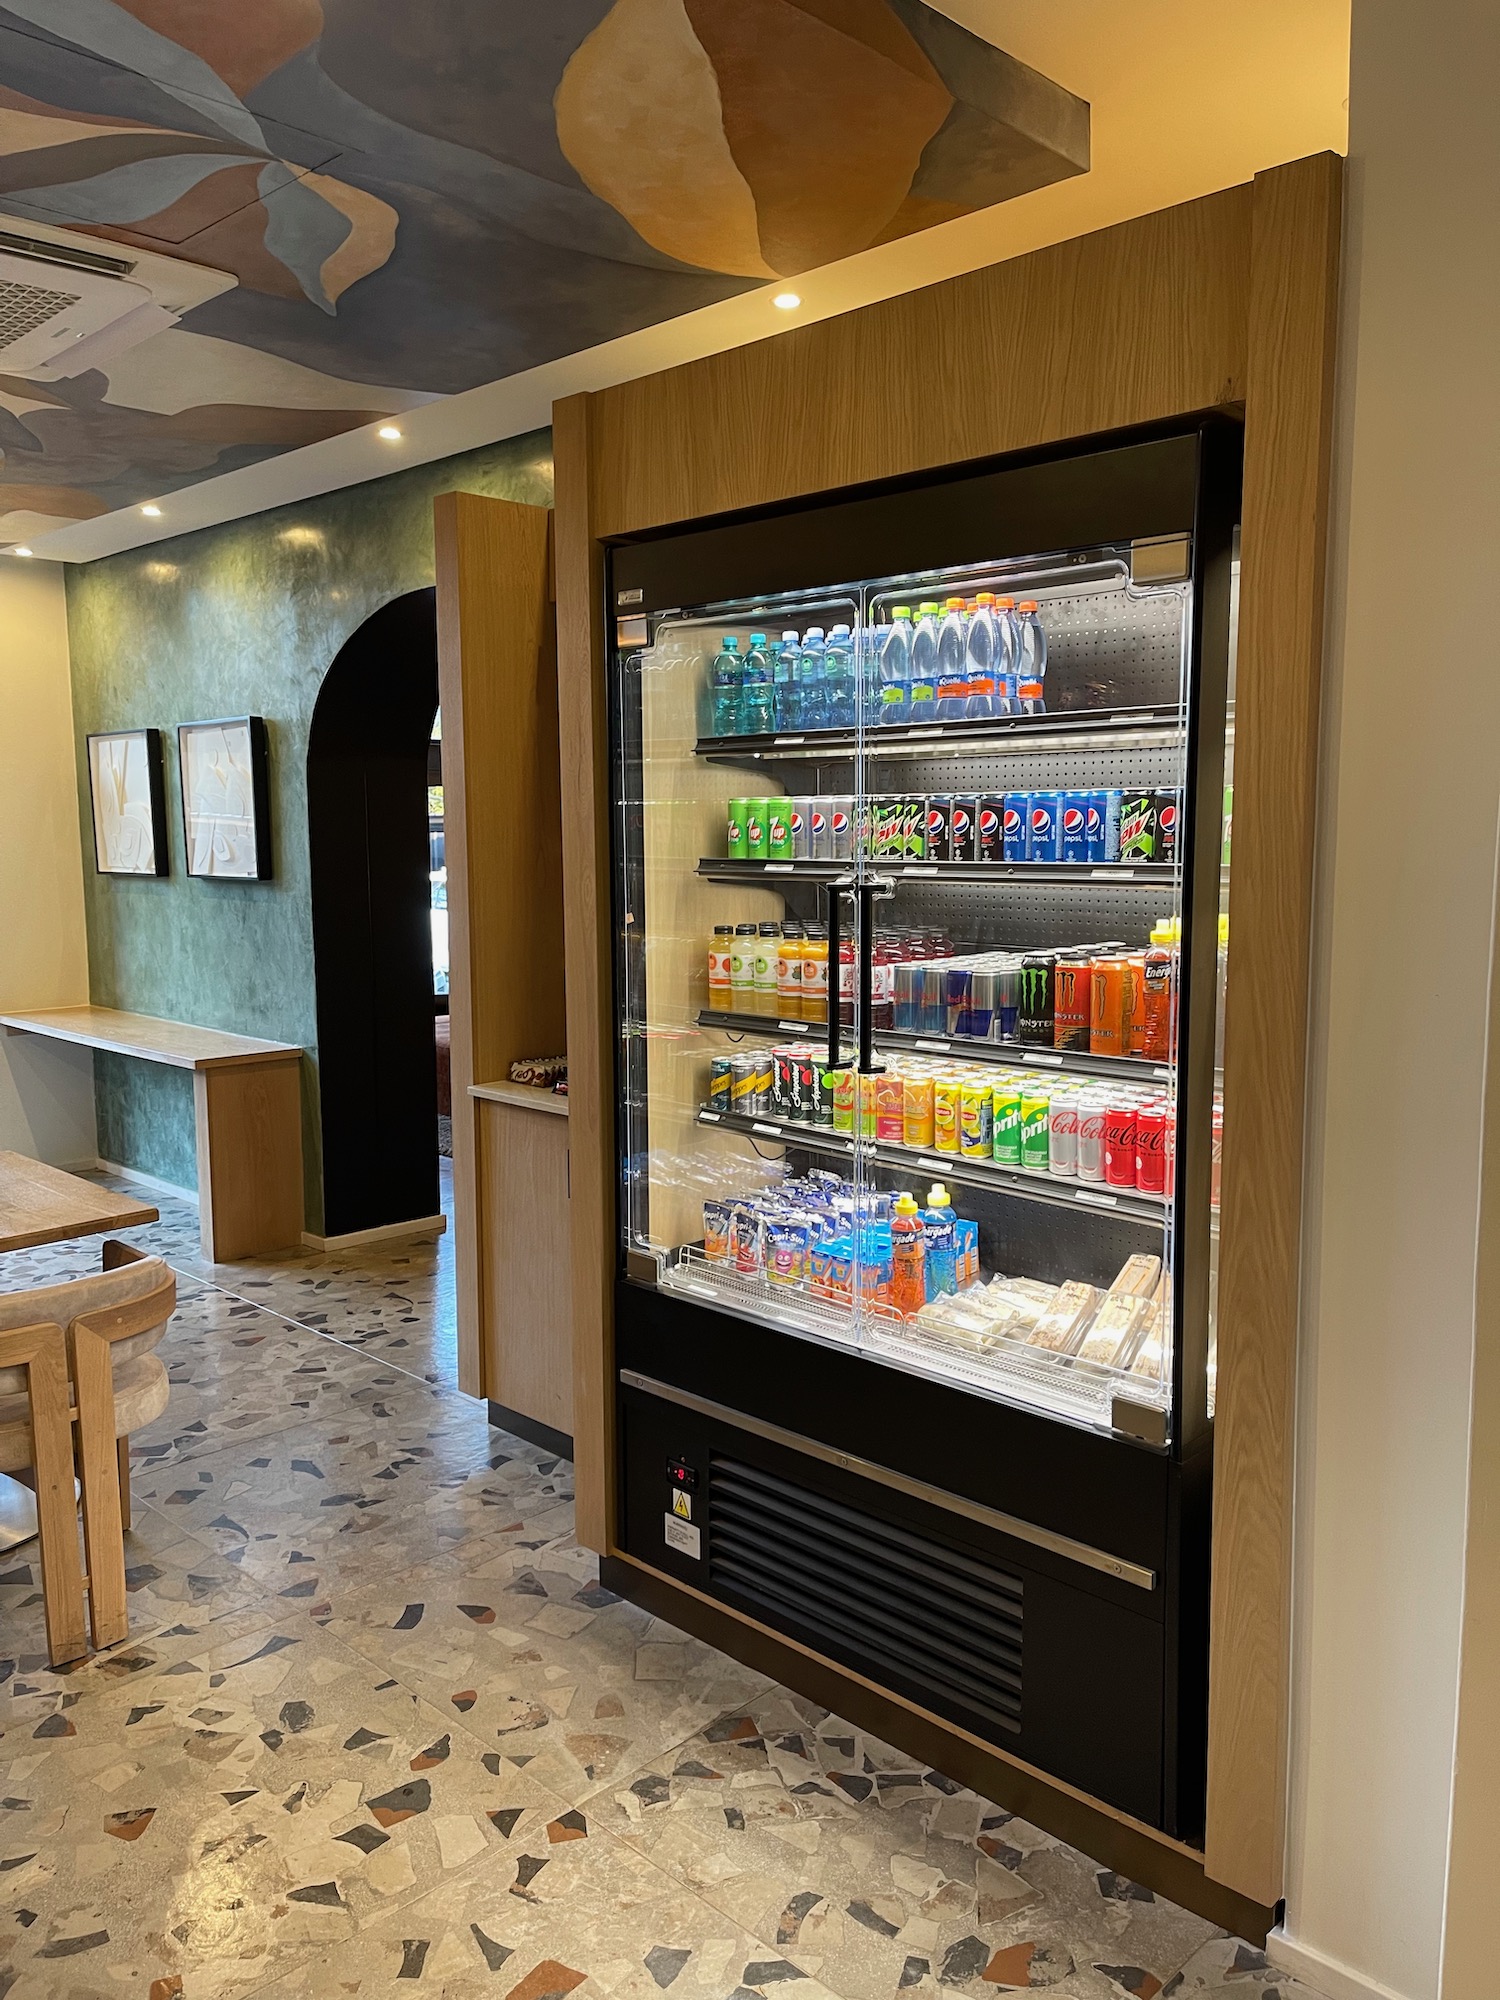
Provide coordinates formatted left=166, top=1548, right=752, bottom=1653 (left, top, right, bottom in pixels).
left=0, top=1243, right=174, bottom=1654
left=0, top=1321, right=86, bottom=1662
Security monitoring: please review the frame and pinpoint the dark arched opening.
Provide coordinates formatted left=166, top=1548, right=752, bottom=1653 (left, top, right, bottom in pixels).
left=308, top=589, right=440, bottom=1238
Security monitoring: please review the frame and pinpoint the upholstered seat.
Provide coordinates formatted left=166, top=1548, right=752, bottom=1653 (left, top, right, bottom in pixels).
left=0, top=1352, right=168, bottom=1470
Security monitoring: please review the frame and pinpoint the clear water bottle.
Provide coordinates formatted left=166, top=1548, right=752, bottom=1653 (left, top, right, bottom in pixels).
left=964, top=592, right=998, bottom=720
left=824, top=623, right=856, bottom=729
left=993, top=596, right=1019, bottom=714
left=878, top=606, right=912, bottom=725
left=1016, top=599, right=1047, bottom=714
left=709, top=634, right=742, bottom=735
left=935, top=596, right=969, bottom=720
left=860, top=623, right=886, bottom=727
left=797, top=626, right=828, bottom=731
left=773, top=629, right=800, bottom=730
left=909, top=603, right=940, bottom=721
left=739, top=632, right=775, bottom=734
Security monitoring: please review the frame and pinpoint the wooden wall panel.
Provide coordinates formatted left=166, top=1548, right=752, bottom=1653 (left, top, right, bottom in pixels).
left=434, top=491, right=560, bottom=1400
left=478, top=1097, right=574, bottom=1434
left=1206, top=152, right=1344, bottom=1903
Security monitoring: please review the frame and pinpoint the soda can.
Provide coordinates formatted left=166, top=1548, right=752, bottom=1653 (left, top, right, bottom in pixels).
left=978, top=796, right=1004, bottom=862
left=1136, top=1100, right=1168, bottom=1193
left=1154, top=789, right=1182, bottom=864
left=1103, top=1098, right=1139, bottom=1188
left=810, top=800, right=831, bottom=860
left=1026, top=792, right=1062, bottom=862
left=992, top=1082, right=1023, bottom=1165
left=917, top=962, right=947, bottom=1034
left=771, top=1049, right=797, bottom=1119
left=753, top=1051, right=775, bottom=1115
left=995, top=963, right=1021, bottom=1041
left=1089, top=956, right=1129, bottom=1057
left=960, top=1079, right=993, bottom=1158
left=790, top=799, right=811, bottom=860
left=745, top=800, right=769, bottom=860
left=1017, top=953, right=1056, bottom=1045
left=950, top=797, right=978, bottom=862
left=708, top=1054, right=734, bottom=1113
left=1060, top=791, right=1091, bottom=864
left=814, top=1066, right=836, bottom=1128
left=1048, top=1088, right=1079, bottom=1178
left=1119, top=793, right=1159, bottom=861
left=1053, top=957, right=1092, bottom=1050
left=944, top=966, right=972, bottom=1036
left=768, top=799, right=794, bottom=860
left=903, top=1073, right=935, bottom=1149
left=858, top=1071, right=878, bottom=1138
left=1076, top=1091, right=1106, bottom=1181
left=830, top=798, right=853, bottom=860
left=1086, top=789, right=1122, bottom=864
left=894, top=962, right=919, bottom=1032
left=933, top=1076, right=961, bottom=1153
left=832, top=1066, right=856, bottom=1133
left=730, top=1053, right=758, bottom=1113
left=903, top=798, right=927, bottom=861
left=1019, top=1090, right=1051, bottom=1172
left=926, top=796, right=953, bottom=861
left=966, top=968, right=999, bottom=1040
left=793, top=1049, right=821, bottom=1123
left=728, top=799, right=751, bottom=860
left=1002, top=792, right=1029, bottom=861
left=875, top=1073, right=905, bottom=1143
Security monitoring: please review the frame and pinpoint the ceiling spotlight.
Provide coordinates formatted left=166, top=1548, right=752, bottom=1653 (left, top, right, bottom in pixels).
left=12, top=545, right=33, bottom=557
left=141, top=503, right=162, bottom=517
left=773, top=292, right=801, bottom=311
left=377, top=424, right=402, bottom=441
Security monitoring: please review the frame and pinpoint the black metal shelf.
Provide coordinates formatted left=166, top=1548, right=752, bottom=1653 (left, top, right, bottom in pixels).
left=697, top=857, right=1179, bottom=889
left=695, top=1105, right=1167, bottom=1224
left=697, top=1009, right=1174, bottom=1087
left=695, top=706, right=1184, bottom=764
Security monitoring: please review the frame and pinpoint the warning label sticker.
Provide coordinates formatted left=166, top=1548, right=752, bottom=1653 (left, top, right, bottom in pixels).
left=671, top=1488, right=692, bottom=1520
left=664, top=1513, right=701, bottom=1560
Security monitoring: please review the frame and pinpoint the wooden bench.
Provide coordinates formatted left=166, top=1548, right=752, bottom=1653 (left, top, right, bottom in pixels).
left=0, top=1007, right=303, bottom=1261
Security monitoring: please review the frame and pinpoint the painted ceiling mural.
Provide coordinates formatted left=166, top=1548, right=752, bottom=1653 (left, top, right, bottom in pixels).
left=0, top=1, right=1088, bottom=542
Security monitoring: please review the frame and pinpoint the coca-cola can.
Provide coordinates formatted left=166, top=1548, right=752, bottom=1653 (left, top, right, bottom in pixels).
left=1135, top=1100, right=1167, bottom=1193
left=1047, top=1088, right=1079, bottom=1179
left=1076, top=1091, right=1107, bottom=1182
left=1103, top=1097, right=1139, bottom=1189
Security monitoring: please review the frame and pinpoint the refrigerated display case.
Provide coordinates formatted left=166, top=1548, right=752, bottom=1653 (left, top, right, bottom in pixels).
left=606, top=421, right=1238, bottom=1837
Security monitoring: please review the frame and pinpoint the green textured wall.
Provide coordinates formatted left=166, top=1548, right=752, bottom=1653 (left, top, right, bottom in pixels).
left=66, top=432, right=554, bottom=1232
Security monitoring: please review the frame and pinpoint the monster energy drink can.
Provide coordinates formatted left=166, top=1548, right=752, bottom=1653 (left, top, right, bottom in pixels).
left=1017, top=952, right=1057, bottom=1046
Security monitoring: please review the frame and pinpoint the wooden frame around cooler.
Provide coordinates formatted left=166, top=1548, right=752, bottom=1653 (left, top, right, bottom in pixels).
left=554, top=154, right=1343, bottom=1916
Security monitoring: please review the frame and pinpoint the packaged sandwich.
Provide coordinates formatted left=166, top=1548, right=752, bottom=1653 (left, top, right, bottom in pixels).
left=1128, top=1306, right=1165, bottom=1381
left=1076, top=1292, right=1149, bottom=1367
left=1109, top=1253, right=1162, bottom=1300
left=1026, top=1281, right=1100, bottom=1354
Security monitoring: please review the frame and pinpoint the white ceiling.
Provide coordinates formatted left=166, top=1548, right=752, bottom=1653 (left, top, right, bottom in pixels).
left=23, top=0, right=1349, bottom=564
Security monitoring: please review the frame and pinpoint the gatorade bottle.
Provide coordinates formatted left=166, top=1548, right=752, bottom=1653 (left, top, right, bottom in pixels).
left=935, top=598, right=969, bottom=720
left=824, top=623, right=856, bottom=729
left=797, top=627, right=828, bottom=731
left=740, top=632, right=775, bottom=734
left=710, top=634, right=742, bottom=735
left=772, top=633, right=799, bottom=730
left=1016, top=601, right=1048, bottom=714
left=909, top=604, right=940, bottom=719
left=1143, top=919, right=1175, bottom=1060
left=922, top=1184, right=957, bottom=1297
left=993, top=597, right=1019, bottom=713
left=965, top=593, right=998, bottom=720
left=879, top=608, right=912, bottom=726
left=891, top=1193, right=927, bottom=1317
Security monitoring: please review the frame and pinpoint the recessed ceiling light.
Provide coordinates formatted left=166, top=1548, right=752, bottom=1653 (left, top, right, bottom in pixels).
left=773, top=292, right=801, bottom=311
left=377, top=424, right=402, bottom=441
left=12, top=546, right=33, bottom=557
left=141, top=503, right=162, bottom=517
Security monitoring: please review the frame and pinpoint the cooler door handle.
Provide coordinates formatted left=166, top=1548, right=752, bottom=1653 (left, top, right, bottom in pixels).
left=855, top=881, right=886, bottom=1077
left=823, top=878, right=844, bottom=1073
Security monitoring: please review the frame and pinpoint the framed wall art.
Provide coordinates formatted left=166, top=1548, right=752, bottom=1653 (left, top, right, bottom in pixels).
left=177, top=715, right=273, bottom=880
left=86, top=727, right=169, bottom=876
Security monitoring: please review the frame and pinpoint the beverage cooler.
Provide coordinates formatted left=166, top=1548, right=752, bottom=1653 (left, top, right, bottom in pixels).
left=606, top=420, right=1239, bottom=1840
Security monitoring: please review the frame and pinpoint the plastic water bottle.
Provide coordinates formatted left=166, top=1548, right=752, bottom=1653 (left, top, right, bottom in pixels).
left=773, top=630, right=800, bottom=730
left=797, top=626, right=827, bottom=731
left=709, top=634, right=742, bottom=735
left=964, top=592, right=998, bottom=720
left=935, top=597, right=969, bottom=720
left=992, top=596, right=1019, bottom=714
left=922, top=1182, right=957, bottom=1297
left=1016, top=599, right=1047, bottom=714
left=860, top=623, right=886, bottom=727
left=823, top=623, right=856, bottom=729
left=878, top=607, right=912, bottom=725
left=740, top=631, right=775, bottom=735
left=909, top=603, right=940, bottom=721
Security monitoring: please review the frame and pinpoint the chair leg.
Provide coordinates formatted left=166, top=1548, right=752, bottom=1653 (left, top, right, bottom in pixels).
left=26, top=1341, right=87, bottom=1665
left=72, top=1327, right=127, bottom=1650
left=117, top=1436, right=132, bottom=1534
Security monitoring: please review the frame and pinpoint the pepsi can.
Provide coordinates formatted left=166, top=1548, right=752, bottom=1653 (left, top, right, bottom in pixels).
left=1060, top=791, right=1091, bottom=864
left=925, top=796, right=952, bottom=861
left=1026, top=791, right=1062, bottom=862
left=1154, top=788, right=1181, bottom=864
left=1002, top=792, right=1030, bottom=861
left=950, top=796, right=978, bottom=862
left=810, top=800, right=831, bottom=860
left=977, top=795, right=1004, bottom=862
left=1086, top=789, right=1122, bottom=864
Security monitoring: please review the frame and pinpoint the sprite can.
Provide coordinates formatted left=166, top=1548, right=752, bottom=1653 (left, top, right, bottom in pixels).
left=992, top=1081, right=1023, bottom=1166
left=1019, top=1089, right=1052, bottom=1172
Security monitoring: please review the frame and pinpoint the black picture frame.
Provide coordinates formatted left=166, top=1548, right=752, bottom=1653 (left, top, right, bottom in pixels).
left=85, top=726, right=170, bottom=877
left=177, top=714, right=273, bottom=880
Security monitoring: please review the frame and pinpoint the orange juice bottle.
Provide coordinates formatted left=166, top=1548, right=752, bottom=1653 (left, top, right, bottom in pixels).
left=801, top=926, right=828, bottom=1022
left=707, top=924, right=734, bottom=1011
left=775, top=925, right=804, bottom=1022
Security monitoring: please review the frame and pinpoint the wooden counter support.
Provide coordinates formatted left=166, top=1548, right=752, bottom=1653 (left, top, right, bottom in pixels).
left=1, top=1006, right=303, bottom=1263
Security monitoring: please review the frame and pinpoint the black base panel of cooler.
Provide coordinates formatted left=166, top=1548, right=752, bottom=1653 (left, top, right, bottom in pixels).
left=487, top=1402, right=573, bottom=1463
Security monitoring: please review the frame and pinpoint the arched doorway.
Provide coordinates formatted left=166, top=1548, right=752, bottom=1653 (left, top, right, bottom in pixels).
left=307, top=589, right=440, bottom=1238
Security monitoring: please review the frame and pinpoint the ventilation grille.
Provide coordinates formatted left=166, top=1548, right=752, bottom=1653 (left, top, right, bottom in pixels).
left=0, top=277, right=79, bottom=352
left=708, top=1455, right=1023, bottom=1733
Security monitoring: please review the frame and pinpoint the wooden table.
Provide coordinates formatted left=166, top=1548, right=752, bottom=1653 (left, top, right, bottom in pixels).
left=0, top=1151, right=158, bottom=1254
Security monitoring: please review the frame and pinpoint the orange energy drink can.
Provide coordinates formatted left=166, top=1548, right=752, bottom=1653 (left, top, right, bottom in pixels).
left=1054, top=958, right=1092, bottom=1051
left=875, top=1072, right=905, bottom=1142
left=1090, top=957, right=1128, bottom=1057
left=903, top=1073, right=935, bottom=1149
left=933, top=1075, right=961, bottom=1153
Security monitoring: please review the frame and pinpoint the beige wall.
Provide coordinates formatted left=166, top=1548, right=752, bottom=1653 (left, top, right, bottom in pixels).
left=1277, top=3, right=1500, bottom=1998
left=0, top=561, right=95, bottom=1164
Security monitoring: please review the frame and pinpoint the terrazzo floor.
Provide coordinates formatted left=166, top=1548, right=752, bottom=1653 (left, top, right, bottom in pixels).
left=0, top=1166, right=1321, bottom=2000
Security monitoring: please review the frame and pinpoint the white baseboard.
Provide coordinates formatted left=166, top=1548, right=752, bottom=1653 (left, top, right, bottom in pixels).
left=301, top=1213, right=447, bottom=1252
left=1269, top=1927, right=1414, bottom=2000
left=96, top=1157, right=198, bottom=1206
